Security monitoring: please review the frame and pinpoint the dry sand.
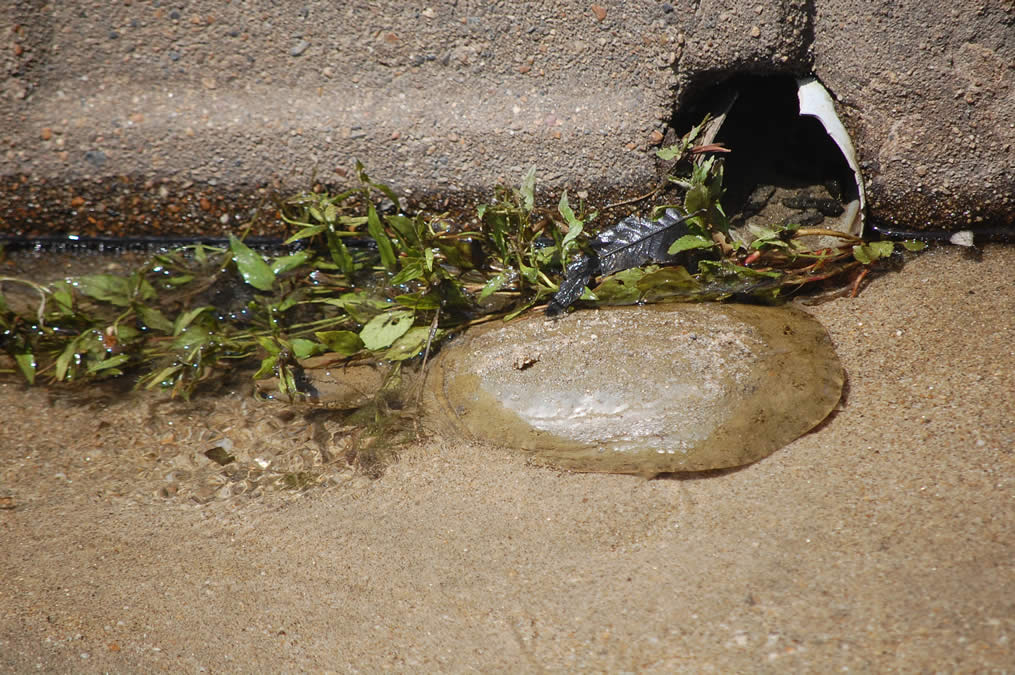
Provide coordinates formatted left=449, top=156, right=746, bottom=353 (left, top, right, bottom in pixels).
left=1, top=244, right=1013, bottom=672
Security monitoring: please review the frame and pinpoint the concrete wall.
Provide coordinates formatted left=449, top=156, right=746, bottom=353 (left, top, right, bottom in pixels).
left=2, top=1, right=1012, bottom=236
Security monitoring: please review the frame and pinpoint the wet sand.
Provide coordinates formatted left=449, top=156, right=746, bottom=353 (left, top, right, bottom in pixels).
left=1, top=244, right=1013, bottom=671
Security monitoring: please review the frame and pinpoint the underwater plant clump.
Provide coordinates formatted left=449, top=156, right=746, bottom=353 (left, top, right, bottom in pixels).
left=0, top=120, right=924, bottom=401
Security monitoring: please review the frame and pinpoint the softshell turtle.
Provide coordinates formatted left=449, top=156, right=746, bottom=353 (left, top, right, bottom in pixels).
left=432, top=303, right=843, bottom=474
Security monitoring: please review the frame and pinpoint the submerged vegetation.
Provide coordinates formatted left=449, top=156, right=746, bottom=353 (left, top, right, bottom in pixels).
left=0, top=118, right=924, bottom=400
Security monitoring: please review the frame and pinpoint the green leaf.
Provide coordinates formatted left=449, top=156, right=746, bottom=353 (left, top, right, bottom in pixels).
left=699, top=260, right=781, bottom=279
left=256, top=336, right=282, bottom=357
left=137, top=305, right=174, bottom=333
left=326, top=231, right=355, bottom=276
left=367, top=178, right=402, bottom=214
left=252, top=356, right=277, bottom=381
left=76, top=274, right=131, bottom=307
left=145, top=364, right=184, bottom=390
left=557, top=191, right=579, bottom=229
left=655, top=144, right=684, bottom=161
left=14, top=353, right=35, bottom=384
left=394, top=292, right=441, bottom=310
left=389, top=260, right=424, bottom=286
left=272, top=251, right=311, bottom=275
left=902, top=240, right=928, bottom=252
left=87, top=353, right=129, bottom=375
left=163, top=274, right=195, bottom=286
left=367, top=204, right=397, bottom=271
left=54, top=340, right=79, bottom=381
left=853, top=242, right=894, bottom=264
left=684, top=184, right=711, bottom=218
left=656, top=115, right=709, bottom=161
left=323, top=291, right=390, bottom=324
left=313, top=330, right=364, bottom=356
left=114, top=324, right=140, bottom=343
left=229, top=235, right=275, bottom=291
left=50, top=282, right=73, bottom=315
left=668, top=234, right=715, bottom=255
left=291, top=338, right=324, bottom=360
left=637, top=266, right=699, bottom=302
left=338, top=215, right=369, bottom=229
left=387, top=214, right=421, bottom=249
left=479, top=270, right=512, bottom=300
left=360, top=310, right=414, bottom=350
left=869, top=241, right=895, bottom=259
left=173, top=306, right=213, bottom=336
left=558, top=191, right=584, bottom=261
left=519, top=166, right=536, bottom=213
left=384, top=326, right=441, bottom=361
left=592, top=267, right=649, bottom=305
left=284, top=223, right=327, bottom=245
left=504, top=298, right=537, bottom=321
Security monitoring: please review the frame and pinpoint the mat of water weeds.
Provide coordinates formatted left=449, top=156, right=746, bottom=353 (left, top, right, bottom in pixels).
left=1, top=119, right=928, bottom=491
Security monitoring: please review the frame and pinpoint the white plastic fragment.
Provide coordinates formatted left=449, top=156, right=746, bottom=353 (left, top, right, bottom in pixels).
left=949, top=230, right=975, bottom=247
left=796, top=77, right=866, bottom=237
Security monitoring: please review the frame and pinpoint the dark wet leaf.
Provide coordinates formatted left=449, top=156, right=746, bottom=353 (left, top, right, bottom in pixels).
left=593, top=209, right=698, bottom=276
left=547, top=257, right=596, bottom=316
left=548, top=209, right=700, bottom=314
left=204, top=446, right=235, bottom=466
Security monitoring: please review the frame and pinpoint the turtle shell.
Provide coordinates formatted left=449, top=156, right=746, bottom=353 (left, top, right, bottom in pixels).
left=431, top=303, right=843, bottom=474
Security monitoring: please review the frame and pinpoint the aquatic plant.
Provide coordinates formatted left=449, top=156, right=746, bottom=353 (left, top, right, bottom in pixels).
left=0, top=120, right=924, bottom=399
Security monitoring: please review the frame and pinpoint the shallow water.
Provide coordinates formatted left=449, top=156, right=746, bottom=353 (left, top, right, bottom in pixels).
left=0, top=250, right=388, bottom=507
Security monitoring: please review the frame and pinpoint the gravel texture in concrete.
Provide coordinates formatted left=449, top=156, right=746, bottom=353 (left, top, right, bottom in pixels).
left=2, top=1, right=1013, bottom=236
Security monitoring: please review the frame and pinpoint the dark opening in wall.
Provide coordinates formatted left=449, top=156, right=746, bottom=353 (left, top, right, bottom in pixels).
left=671, top=74, right=861, bottom=238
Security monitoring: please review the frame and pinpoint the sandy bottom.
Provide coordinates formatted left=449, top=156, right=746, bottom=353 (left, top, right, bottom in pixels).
left=1, top=245, right=1013, bottom=672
